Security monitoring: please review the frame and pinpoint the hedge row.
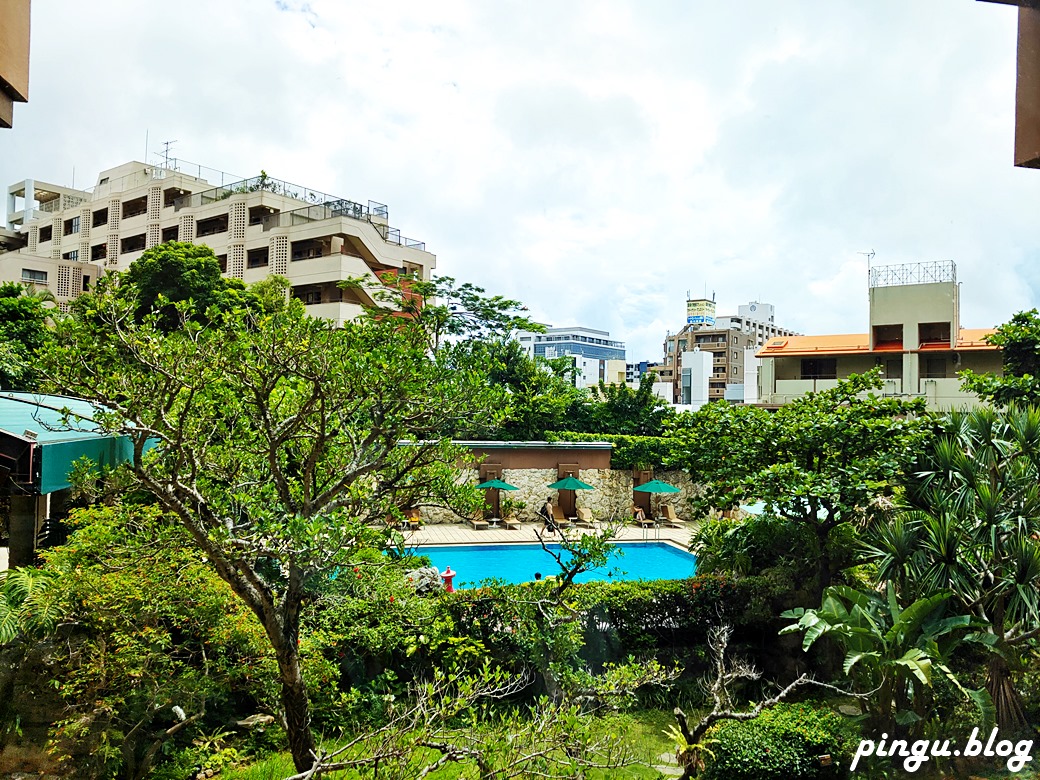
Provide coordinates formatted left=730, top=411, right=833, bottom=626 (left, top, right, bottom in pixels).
left=548, top=431, right=677, bottom=470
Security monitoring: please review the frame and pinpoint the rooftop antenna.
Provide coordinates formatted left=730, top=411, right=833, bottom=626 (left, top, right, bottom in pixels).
left=858, top=249, right=875, bottom=268
left=159, top=139, right=178, bottom=169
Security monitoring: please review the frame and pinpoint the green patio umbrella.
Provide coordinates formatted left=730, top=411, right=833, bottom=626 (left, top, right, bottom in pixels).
left=546, top=476, right=594, bottom=520
left=632, top=479, right=681, bottom=494
left=475, top=479, right=519, bottom=490
left=475, top=479, right=519, bottom=522
left=633, top=479, right=681, bottom=520
left=546, top=476, right=595, bottom=491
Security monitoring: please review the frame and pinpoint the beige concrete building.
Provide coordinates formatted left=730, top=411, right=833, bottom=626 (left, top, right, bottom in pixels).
left=0, top=0, right=30, bottom=128
left=659, top=301, right=798, bottom=404
left=757, top=261, right=1001, bottom=410
left=1, top=160, right=436, bottom=316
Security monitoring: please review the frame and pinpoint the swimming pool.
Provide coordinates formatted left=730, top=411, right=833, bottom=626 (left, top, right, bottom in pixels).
left=417, top=542, right=697, bottom=587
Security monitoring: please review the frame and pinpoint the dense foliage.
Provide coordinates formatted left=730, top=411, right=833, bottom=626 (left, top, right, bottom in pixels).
left=1, top=504, right=273, bottom=779
left=782, top=584, right=990, bottom=736
left=549, top=431, right=678, bottom=470
left=40, top=271, right=502, bottom=771
left=700, top=703, right=860, bottom=780
left=667, top=370, right=933, bottom=600
left=961, top=309, right=1040, bottom=406
left=868, top=404, right=1040, bottom=730
left=0, top=281, right=53, bottom=390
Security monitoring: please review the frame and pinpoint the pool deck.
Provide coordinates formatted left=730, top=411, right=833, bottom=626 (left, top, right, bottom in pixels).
left=401, top=521, right=693, bottom=550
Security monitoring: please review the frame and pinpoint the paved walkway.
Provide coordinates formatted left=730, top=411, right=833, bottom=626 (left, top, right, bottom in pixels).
left=401, top=521, right=693, bottom=549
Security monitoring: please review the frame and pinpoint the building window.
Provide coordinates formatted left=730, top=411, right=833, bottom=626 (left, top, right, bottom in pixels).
left=82, top=275, right=91, bottom=292
left=62, top=250, right=79, bottom=261
left=38, top=225, right=53, bottom=242
left=291, top=239, right=326, bottom=261
left=217, top=255, right=228, bottom=272
left=196, top=214, right=229, bottom=237
left=919, top=322, right=952, bottom=347
left=161, top=225, right=179, bottom=243
left=91, top=243, right=107, bottom=261
left=249, top=205, right=276, bottom=225
left=247, top=248, right=270, bottom=268
left=801, top=358, right=837, bottom=379
left=922, top=358, right=947, bottom=379
left=63, top=216, right=80, bottom=235
left=92, top=208, right=108, bottom=228
left=122, top=196, right=148, bottom=219
left=732, top=351, right=738, bottom=360
left=21, top=269, right=47, bottom=284
left=120, top=234, right=146, bottom=254
left=873, top=324, right=903, bottom=350
left=164, top=187, right=187, bottom=208
left=731, top=366, right=738, bottom=375
left=885, top=358, right=903, bottom=380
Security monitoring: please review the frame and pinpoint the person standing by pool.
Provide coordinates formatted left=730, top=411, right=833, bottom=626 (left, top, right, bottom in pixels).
left=540, top=496, right=557, bottom=534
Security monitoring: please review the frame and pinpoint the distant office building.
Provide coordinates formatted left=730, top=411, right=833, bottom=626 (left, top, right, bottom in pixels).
left=517, top=326, right=626, bottom=389
left=757, top=261, right=1000, bottom=411
left=1, top=160, right=435, bottom=317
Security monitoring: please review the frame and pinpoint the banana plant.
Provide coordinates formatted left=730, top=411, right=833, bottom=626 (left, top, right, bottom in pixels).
left=781, top=583, right=993, bottom=736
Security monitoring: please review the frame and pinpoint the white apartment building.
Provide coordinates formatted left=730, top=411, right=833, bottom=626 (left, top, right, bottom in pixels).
left=2, top=160, right=436, bottom=318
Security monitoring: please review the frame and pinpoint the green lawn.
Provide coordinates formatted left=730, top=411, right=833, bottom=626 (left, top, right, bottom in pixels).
left=222, top=710, right=679, bottom=780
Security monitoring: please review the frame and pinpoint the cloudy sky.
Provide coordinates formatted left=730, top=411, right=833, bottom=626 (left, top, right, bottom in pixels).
left=3, top=0, right=1037, bottom=360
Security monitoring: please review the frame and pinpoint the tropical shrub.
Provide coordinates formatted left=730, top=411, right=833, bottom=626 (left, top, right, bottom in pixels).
left=690, top=512, right=817, bottom=580
left=700, top=703, right=859, bottom=780
left=8, top=504, right=274, bottom=780
left=781, top=584, right=991, bottom=737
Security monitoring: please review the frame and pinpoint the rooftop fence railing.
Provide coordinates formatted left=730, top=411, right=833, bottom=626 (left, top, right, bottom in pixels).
left=868, top=260, right=956, bottom=288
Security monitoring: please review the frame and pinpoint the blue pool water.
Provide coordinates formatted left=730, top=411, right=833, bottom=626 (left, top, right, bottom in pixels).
left=418, top=542, right=697, bottom=587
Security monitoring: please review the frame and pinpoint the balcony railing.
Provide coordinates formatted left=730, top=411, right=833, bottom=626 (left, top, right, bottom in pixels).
left=263, top=203, right=425, bottom=251
left=173, top=174, right=388, bottom=221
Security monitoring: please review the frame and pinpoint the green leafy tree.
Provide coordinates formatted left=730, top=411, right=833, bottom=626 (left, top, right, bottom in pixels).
left=474, top=339, right=584, bottom=440
left=781, top=584, right=990, bottom=736
left=0, top=281, right=54, bottom=390
left=961, top=309, right=1040, bottom=406
left=578, top=374, right=676, bottom=436
left=116, top=241, right=277, bottom=331
left=345, top=273, right=542, bottom=351
left=666, top=370, right=933, bottom=601
left=40, top=283, right=501, bottom=773
left=866, top=404, right=1040, bottom=729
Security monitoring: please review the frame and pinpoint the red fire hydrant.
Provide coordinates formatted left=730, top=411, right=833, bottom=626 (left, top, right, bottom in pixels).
left=441, top=566, right=456, bottom=593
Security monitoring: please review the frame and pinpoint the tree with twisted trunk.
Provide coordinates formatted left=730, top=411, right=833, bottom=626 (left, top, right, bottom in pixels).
left=40, top=273, right=506, bottom=773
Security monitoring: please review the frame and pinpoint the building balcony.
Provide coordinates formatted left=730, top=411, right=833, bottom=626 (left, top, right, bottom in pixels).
left=775, top=378, right=840, bottom=395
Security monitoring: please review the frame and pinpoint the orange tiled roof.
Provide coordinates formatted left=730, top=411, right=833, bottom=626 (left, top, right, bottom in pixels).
left=955, top=328, right=997, bottom=350
left=756, top=329, right=998, bottom=358
left=757, top=334, right=869, bottom=358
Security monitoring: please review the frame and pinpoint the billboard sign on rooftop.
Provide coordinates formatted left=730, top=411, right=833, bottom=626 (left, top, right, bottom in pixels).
left=687, top=298, right=716, bottom=326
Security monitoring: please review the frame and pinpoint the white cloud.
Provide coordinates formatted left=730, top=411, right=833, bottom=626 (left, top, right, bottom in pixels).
left=2, top=0, right=1034, bottom=361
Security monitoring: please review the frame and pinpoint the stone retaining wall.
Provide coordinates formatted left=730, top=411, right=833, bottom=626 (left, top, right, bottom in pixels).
left=419, top=468, right=698, bottom=525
